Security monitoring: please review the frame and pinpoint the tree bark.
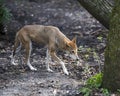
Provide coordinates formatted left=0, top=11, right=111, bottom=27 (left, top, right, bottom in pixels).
left=0, top=2, right=5, bottom=36
left=102, top=0, right=120, bottom=91
left=0, top=23, right=5, bottom=35
left=77, top=0, right=114, bottom=29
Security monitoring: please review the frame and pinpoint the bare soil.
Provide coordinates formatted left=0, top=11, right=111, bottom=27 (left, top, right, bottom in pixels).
left=0, top=46, right=84, bottom=96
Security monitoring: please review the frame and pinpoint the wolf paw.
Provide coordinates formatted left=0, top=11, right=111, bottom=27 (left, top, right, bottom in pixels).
left=63, top=69, right=69, bottom=75
left=29, top=66, right=37, bottom=71
left=31, top=67, right=37, bottom=71
left=47, top=68, right=54, bottom=72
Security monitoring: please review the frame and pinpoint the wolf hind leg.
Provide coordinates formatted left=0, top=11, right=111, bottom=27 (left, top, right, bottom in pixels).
left=11, top=36, right=20, bottom=65
left=25, top=41, right=37, bottom=71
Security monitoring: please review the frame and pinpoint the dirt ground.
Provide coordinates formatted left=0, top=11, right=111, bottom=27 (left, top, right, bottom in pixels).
left=0, top=44, right=103, bottom=96
left=0, top=46, right=83, bottom=96
left=0, top=0, right=107, bottom=96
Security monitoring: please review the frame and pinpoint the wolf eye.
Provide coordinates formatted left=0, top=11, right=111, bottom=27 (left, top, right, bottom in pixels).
left=71, top=50, right=74, bottom=53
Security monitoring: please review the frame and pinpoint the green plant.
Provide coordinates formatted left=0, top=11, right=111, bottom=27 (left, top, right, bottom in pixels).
left=97, top=36, right=103, bottom=42
left=80, top=73, right=104, bottom=96
left=80, top=87, right=92, bottom=96
left=86, top=73, right=103, bottom=89
left=0, top=0, right=11, bottom=24
left=117, top=89, right=120, bottom=93
left=86, top=48, right=92, bottom=53
left=101, top=88, right=110, bottom=96
left=84, top=54, right=89, bottom=60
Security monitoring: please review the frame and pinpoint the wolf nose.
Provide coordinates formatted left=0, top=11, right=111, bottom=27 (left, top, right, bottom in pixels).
left=76, top=58, right=79, bottom=61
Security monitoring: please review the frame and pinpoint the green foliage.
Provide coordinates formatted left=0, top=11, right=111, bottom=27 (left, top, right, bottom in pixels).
left=101, top=88, right=110, bottom=96
left=117, top=89, right=120, bottom=93
left=80, top=73, right=107, bottom=96
left=97, top=36, right=103, bottom=42
left=86, top=73, right=103, bottom=89
left=80, top=87, right=92, bottom=96
left=0, top=0, right=11, bottom=24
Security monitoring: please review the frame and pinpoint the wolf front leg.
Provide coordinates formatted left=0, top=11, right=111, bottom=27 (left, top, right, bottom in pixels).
left=50, top=51, right=69, bottom=75
left=46, top=49, right=53, bottom=72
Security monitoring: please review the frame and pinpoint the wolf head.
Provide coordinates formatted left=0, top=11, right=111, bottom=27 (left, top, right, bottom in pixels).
left=65, top=37, right=79, bottom=61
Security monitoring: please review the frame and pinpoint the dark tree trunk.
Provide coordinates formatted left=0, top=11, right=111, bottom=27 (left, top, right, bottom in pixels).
left=102, top=0, right=120, bottom=91
left=77, top=0, right=114, bottom=29
left=0, top=2, right=5, bottom=36
left=0, top=23, right=5, bottom=35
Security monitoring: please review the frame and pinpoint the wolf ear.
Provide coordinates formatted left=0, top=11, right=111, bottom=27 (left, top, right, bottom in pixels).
left=72, top=36, right=77, bottom=43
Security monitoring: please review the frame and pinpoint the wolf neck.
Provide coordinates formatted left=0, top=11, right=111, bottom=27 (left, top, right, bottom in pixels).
left=55, top=34, right=70, bottom=50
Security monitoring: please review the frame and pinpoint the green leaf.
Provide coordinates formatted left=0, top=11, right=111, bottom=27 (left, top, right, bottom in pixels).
left=0, top=1, right=11, bottom=24
left=101, top=88, right=110, bottom=96
left=86, top=73, right=103, bottom=89
left=80, top=87, right=91, bottom=96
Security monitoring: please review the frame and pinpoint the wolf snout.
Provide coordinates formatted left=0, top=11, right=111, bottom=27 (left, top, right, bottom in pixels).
left=75, top=56, right=80, bottom=61
left=76, top=58, right=79, bottom=61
